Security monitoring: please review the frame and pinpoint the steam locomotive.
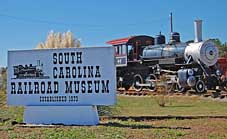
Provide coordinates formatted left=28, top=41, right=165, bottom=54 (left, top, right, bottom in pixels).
left=13, top=60, right=46, bottom=79
left=107, top=19, right=223, bottom=93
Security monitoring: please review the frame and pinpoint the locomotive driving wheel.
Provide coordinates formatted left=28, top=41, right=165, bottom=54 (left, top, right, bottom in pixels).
left=146, top=74, right=157, bottom=92
left=195, top=80, right=206, bottom=93
left=133, top=74, right=143, bottom=92
left=117, top=77, right=123, bottom=88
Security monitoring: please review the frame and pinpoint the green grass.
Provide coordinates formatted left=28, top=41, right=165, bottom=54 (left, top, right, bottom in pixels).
left=3, top=119, right=227, bottom=139
left=1, top=91, right=227, bottom=139
left=113, top=95, right=227, bottom=116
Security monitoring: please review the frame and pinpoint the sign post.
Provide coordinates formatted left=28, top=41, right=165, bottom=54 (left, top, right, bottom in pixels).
left=24, top=106, right=99, bottom=125
left=7, top=47, right=116, bottom=125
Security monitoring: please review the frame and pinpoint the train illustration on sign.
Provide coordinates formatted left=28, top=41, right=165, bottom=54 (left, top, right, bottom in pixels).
left=107, top=14, right=225, bottom=93
left=13, top=60, right=49, bottom=79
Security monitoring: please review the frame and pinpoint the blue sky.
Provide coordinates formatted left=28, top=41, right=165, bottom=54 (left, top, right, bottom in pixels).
left=1, top=0, right=227, bottom=66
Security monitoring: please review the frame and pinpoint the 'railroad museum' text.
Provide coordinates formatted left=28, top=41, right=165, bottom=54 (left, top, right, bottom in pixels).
left=10, top=51, right=110, bottom=95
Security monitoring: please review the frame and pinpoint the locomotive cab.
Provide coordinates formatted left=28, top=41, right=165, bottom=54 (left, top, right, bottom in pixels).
left=107, top=35, right=154, bottom=66
left=107, top=35, right=154, bottom=90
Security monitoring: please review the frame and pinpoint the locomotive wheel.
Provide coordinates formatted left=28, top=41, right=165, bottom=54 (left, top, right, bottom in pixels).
left=146, top=74, right=157, bottom=92
left=195, top=80, right=206, bottom=93
left=176, top=83, right=186, bottom=93
left=124, top=84, right=131, bottom=91
left=133, top=74, right=143, bottom=92
left=117, top=77, right=123, bottom=88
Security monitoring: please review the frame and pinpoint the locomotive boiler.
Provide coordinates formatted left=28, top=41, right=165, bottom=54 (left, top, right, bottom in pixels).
left=107, top=18, right=222, bottom=93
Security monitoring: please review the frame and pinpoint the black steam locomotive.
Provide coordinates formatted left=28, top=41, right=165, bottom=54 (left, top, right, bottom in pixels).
left=107, top=19, right=223, bottom=93
left=13, top=60, right=46, bottom=79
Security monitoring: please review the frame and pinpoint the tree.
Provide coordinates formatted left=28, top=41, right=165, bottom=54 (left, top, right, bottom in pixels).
left=211, top=38, right=227, bottom=57
left=0, top=67, right=7, bottom=92
left=36, top=30, right=81, bottom=49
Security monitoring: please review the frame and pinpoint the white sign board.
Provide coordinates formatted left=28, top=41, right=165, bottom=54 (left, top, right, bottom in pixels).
left=8, top=47, right=116, bottom=106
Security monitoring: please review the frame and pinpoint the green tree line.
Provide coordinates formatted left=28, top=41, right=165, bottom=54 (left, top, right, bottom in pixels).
left=0, top=67, right=7, bottom=92
left=211, top=38, right=227, bottom=57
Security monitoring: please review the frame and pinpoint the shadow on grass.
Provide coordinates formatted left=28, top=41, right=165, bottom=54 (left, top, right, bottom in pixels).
left=164, top=105, right=194, bottom=108
left=100, top=122, right=191, bottom=130
left=0, top=118, right=10, bottom=123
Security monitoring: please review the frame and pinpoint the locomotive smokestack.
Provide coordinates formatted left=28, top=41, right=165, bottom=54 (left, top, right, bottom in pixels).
left=170, top=12, right=173, bottom=33
left=194, top=20, right=202, bottom=42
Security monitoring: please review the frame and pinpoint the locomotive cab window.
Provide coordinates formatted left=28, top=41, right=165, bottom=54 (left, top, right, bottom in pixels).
left=114, top=44, right=127, bottom=56
left=127, top=45, right=133, bottom=61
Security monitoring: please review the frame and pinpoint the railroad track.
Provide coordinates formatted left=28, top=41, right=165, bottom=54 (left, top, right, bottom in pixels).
left=117, top=88, right=227, bottom=99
